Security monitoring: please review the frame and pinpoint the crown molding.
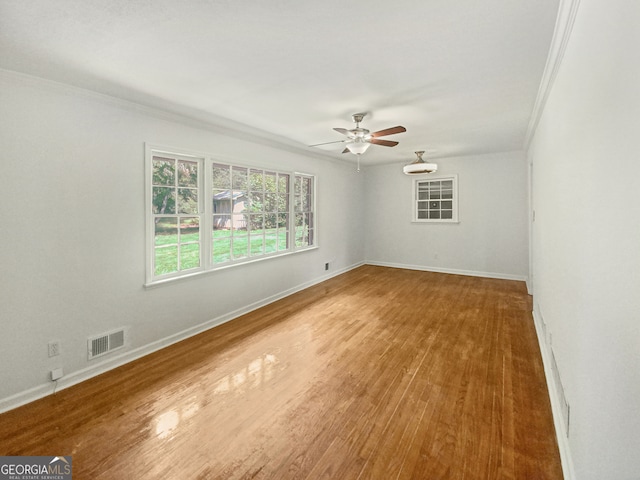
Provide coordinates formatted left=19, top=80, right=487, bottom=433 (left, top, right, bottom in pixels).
left=523, top=0, right=582, bottom=149
left=0, top=67, right=339, bottom=164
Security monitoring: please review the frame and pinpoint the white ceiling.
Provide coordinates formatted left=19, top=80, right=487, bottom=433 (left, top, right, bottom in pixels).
left=0, top=0, right=560, bottom=166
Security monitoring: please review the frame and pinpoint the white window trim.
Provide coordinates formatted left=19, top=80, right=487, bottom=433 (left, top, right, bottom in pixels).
left=145, top=144, right=317, bottom=287
left=411, top=173, right=459, bottom=223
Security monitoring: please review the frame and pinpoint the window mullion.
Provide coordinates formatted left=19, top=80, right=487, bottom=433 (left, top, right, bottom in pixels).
left=202, top=159, right=212, bottom=270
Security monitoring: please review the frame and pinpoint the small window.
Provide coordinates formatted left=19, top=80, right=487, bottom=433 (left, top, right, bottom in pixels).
left=413, top=174, right=458, bottom=223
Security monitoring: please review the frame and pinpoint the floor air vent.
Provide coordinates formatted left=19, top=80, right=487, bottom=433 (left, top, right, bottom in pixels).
left=88, top=329, right=125, bottom=360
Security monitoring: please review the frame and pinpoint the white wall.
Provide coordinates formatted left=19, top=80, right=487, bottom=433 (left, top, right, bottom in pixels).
left=364, top=151, right=529, bottom=280
left=528, top=1, right=640, bottom=479
left=0, top=70, right=366, bottom=410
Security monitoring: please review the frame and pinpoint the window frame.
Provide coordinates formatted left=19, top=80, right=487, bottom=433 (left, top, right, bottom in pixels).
left=412, top=174, right=459, bottom=223
left=145, top=145, right=317, bottom=286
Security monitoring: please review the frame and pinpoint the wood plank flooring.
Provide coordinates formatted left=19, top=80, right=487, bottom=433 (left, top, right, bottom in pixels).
left=0, top=266, right=563, bottom=479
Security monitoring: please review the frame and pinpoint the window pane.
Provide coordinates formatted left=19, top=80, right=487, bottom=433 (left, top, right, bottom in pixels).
left=441, top=210, right=453, bottom=219
left=278, top=174, right=289, bottom=193
left=213, top=237, right=231, bottom=263
left=249, top=214, right=264, bottom=232
left=155, top=217, right=177, bottom=246
left=179, top=217, right=199, bottom=243
left=265, top=172, right=277, bottom=193
left=295, top=226, right=309, bottom=247
left=155, top=245, right=178, bottom=276
left=178, top=160, right=198, bottom=187
left=278, top=213, right=288, bottom=229
left=265, top=228, right=278, bottom=253
left=213, top=214, right=231, bottom=232
left=232, top=191, right=247, bottom=215
left=264, top=213, right=277, bottom=229
left=418, top=201, right=428, bottom=210
left=153, top=187, right=176, bottom=214
left=429, top=211, right=441, bottom=219
left=250, top=235, right=264, bottom=256
left=277, top=193, right=289, bottom=212
left=301, top=177, right=311, bottom=196
left=441, top=189, right=453, bottom=199
left=263, top=193, right=275, bottom=212
left=180, top=243, right=200, bottom=270
left=430, top=201, right=440, bottom=209
left=213, top=190, right=231, bottom=213
left=213, top=163, right=231, bottom=189
left=152, top=157, right=175, bottom=186
left=441, top=200, right=453, bottom=209
left=231, top=214, right=247, bottom=231
left=232, top=236, right=248, bottom=259
left=441, top=180, right=453, bottom=189
left=178, top=188, right=198, bottom=214
left=417, top=210, right=428, bottom=219
left=250, top=192, right=264, bottom=211
left=250, top=170, right=264, bottom=191
left=232, top=166, right=248, bottom=189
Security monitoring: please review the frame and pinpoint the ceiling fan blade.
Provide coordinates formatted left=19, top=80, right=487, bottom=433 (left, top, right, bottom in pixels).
left=370, top=138, right=399, bottom=147
left=333, top=127, right=355, bottom=137
left=308, top=139, right=347, bottom=147
left=370, top=126, right=406, bottom=137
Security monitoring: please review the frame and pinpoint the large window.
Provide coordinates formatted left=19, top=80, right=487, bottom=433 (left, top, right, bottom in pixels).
left=211, top=164, right=290, bottom=264
left=146, top=146, right=316, bottom=284
left=412, top=174, right=458, bottom=223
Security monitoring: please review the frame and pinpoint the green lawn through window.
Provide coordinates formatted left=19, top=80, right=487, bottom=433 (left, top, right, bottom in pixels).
left=154, top=228, right=288, bottom=275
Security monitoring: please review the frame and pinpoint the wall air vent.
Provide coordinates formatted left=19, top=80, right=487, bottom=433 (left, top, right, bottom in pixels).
left=88, top=329, right=125, bottom=360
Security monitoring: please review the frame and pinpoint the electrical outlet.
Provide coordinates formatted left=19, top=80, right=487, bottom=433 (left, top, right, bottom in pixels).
left=325, top=263, right=329, bottom=271
left=51, top=368, right=63, bottom=381
left=48, top=341, right=60, bottom=357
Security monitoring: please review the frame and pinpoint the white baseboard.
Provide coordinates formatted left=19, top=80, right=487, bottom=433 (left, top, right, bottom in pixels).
left=532, top=308, right=576, bottom=480
left=0, top=262, right=364, bottom=414
left=365, top=260, right=528, bottom=282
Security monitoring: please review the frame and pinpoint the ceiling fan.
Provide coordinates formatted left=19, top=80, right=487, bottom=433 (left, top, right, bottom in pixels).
left=309, top=113, right=406, bottom=155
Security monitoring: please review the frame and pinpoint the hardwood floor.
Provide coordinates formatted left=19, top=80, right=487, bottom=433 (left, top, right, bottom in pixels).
left=0, top=266, right=563, bottom=479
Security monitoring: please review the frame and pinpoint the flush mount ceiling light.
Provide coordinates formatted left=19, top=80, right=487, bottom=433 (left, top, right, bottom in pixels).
left=403, top=151, right=438, bottom=175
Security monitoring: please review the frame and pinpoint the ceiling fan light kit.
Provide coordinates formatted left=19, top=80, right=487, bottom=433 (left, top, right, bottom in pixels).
left=346, top=140, right=371, bottom=154
left=310, top=112, right=406, bottom=159
left=403, top=151, right=438, bottom=175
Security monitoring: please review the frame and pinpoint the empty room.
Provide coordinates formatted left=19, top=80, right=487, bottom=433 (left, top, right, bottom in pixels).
left=1, top=1, right=639, bottom=479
